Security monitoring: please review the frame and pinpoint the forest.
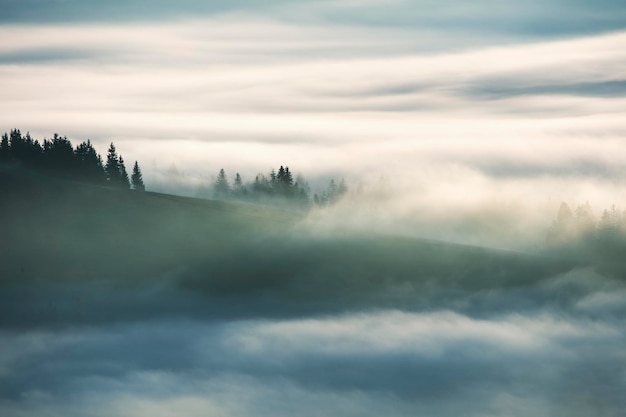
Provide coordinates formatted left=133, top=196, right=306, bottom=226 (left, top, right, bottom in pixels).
left=0, top=129, right=347, bottom=207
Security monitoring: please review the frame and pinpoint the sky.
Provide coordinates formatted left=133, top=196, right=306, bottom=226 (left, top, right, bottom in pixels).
left=1, top=0, right=626, bottom=228
left=2, top=2, right=626, bottom=416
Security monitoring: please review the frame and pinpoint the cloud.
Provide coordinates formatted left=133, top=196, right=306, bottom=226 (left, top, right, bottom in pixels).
left=3, top=0, right=625, bottom=43
left=0, top=308, right=624, bottom=416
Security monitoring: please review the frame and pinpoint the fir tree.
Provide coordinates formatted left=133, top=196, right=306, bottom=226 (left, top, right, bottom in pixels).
left=43, top=134, right=76, bottom=177
left=105, top=142, right=122, bottom=185
left=131, top=161, right=145, bottom=191
left=232, top=172, right=246, bottom=198
left=0, top=133, right=9, bottom=161
left=119, top=156, right=130, bottom=189
left=75, top=140, right=106, bottom=183
left=214, top=168, right=230, bottom=198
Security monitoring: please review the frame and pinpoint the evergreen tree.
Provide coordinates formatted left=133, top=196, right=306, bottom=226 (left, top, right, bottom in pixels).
left=75, top=140, right=106, bottom=183
left=43, top=133, right=77, bottom=177
left=214, top=168, right=230, bottom=198
left=0, top=133, right=9, bottom=161
left=105, top=142, right=122, bottom=185
left=277, top=166, right=286, bottom=183
left=274, top=165, right=294, bottom=196
left=283, top=166, right=293, bottom=187
left=23, top=133, right=43, bottom=168
left=270, top=169, right=277, bottom=189
left=253, top=173, right=271, bottom=197
left=131, top=161, right=145, bottom=191
left=119, top=156, right=130, bottom=189
left=232, top=172, right=246, bottom=198
left=327, top=179, right=338, bottom=203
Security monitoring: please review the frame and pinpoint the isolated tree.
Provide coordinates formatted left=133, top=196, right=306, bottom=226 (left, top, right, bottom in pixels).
left=131, top=161, right=145, bottom=191
left=119, top=156, right=130, bottom=189
left=214, top=168, right=230, bottom=198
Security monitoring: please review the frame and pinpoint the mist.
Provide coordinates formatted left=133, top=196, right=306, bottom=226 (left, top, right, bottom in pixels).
left=3, top=1, right=626, bottom=416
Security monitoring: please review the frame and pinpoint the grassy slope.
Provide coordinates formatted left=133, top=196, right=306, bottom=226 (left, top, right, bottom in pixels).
left=0, top=168, right=297, bottom=283
left=1, top=167, right=583, bottom=326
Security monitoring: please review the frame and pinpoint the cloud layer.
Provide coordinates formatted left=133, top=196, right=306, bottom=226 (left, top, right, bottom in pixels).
left=2, top=3, right=626, bottom=416
left=1, top=16, right=625, bottom=227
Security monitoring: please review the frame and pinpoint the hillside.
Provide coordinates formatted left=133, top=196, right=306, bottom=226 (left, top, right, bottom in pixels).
left=0, top=167, right=579, bottom=328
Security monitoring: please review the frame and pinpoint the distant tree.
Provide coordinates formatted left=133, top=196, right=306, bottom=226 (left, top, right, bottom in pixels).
left=573, top=201, right=595, bottom=234
left=105, top=142, right=122, bottom=186
left=276, top=165, right=286, bottom=182
left=338, top=179, right=348, bottom=196
left=556, top=202, right=573, bottom=224
left=253, top=173, right=272, bottom=197
left=600, top=205, right=621, bottom=232
left=214, top=168, right=230, bottom=198
left=131, top=161, right=145, bottom=191
left=270, top=169, right=277, bottom=188
left=284, top=166, right=293, bottom=187
left=232, top=172, right=246, bottom=198
left=119, top=156, right=130, bottom=189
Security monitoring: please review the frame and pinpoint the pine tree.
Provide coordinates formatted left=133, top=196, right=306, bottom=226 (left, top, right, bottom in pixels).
left=0, top=133, right=10, bottom=161
left=232, top=172, right=246, bottom=198
left=75, top=140, right=106, bottom=183
left=119, top=156, right=130, bottom=189
left=43, top=133, right=77, bottom=177
left=105, top=142, right=121, bottom=185
left=214, top=168, right=230, bottom=198
left=283, top=166, right=293, bottom=187
left=131, top=161, right=145, bottom=191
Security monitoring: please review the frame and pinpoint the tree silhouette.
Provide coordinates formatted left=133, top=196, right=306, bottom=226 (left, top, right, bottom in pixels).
left=75, top=140, right=106, bottom=183
left=0, top=133, right=9, bottom=162
left=43, top=133, right=76, bottom=177
left=131, top=161, right=145, bottom=191
left=119, top=156, right=130, bottom=189
left=105, top=143, right=122, bottom=186
left=214, top=168, right=230, bottom=198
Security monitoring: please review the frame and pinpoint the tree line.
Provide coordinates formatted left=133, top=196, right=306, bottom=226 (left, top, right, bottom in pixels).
left=211, top=166, right=347, bottom=206
left=547, top=200, right=626, bottom=246
left=0, top=129, right=349, bottom=206
left=0, top=129, right=145, bottom=191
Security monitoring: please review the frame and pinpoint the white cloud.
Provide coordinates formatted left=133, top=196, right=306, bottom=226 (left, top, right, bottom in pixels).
left=1, top=20, right=625, bottom=244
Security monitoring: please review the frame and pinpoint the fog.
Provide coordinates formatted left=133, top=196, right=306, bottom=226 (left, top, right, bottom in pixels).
left=2, top=1, right=626, bottom=416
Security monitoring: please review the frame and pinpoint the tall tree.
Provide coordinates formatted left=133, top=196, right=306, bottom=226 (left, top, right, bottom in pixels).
left=119, top=156, right=130, bottom=189
left=131, top=161, right=145, bottom=191
left=105, top=142, right=121, bottom=185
